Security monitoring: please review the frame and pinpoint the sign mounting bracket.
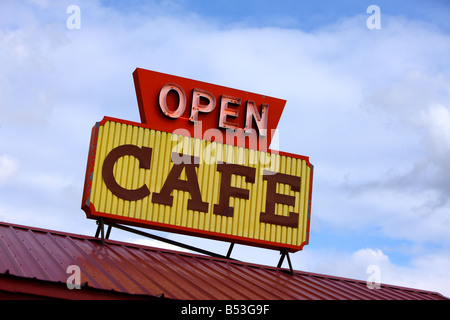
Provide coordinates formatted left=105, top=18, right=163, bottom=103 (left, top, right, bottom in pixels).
left=226, top=243, right=235, bottom=259
left=95, top=218, right=112, bottom=245
left=277, top=249, right=295, bottom=276
left=93, top=220, right=239, bottom=261
left=94, top=220, right=296, bottom=273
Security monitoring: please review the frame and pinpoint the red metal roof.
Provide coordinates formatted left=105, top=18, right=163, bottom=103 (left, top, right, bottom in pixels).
left=0, top=221, right=447, bottom=300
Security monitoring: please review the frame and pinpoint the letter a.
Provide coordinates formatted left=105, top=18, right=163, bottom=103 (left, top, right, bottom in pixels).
left=152, top=153, right=208, bottom=212
left=366, top=5, right=381, bottom=30
left=66, top=5, right=81, bottom=30
left=66, top=265, right=81, bottom=289
left=366, top=265, right=381, bottom=289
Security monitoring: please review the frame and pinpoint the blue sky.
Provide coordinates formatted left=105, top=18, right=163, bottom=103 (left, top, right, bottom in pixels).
left=99, top=0, right=450, bottom=31
left=1, top=0, right=450, bottom=297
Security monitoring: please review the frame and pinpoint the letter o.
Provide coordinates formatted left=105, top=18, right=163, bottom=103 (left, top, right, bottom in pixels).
left=159, top=83, right=186, bottom=118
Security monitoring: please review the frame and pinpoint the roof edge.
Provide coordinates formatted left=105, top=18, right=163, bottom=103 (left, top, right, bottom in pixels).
left=0, top=221, right=447, bottom=299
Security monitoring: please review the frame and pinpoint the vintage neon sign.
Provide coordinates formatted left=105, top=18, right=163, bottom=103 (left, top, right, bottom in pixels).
left=82, top=68, right=313, bottom=252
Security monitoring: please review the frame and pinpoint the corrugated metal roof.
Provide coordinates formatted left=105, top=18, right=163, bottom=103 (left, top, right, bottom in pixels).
left=0, top=221, right=447, bottom=300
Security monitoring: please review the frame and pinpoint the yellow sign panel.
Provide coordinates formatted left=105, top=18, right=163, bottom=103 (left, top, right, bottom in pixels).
left=82, top=117, right=313, bottom=252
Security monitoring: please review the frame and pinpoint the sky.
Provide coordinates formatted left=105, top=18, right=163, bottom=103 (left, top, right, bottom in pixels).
left=1, top=0, right=450, bottom=297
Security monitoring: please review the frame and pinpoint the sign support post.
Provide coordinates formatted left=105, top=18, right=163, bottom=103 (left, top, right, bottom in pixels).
left=277, top=249, right=294, bottom=276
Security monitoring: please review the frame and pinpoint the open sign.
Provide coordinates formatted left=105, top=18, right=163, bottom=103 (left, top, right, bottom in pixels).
left=133, top=68, right=287, bottom=150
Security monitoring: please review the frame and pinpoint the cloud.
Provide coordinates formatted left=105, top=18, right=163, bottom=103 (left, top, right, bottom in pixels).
left=340, top=71, right=450, bottom=243
left=27, top=0, right=50, bottom=7
left=289, top=19, right=450, bottom=246
left=294, top=247, right=450, bottom=297
left=416, top=104, right=450, bottom=162
left=0, top=155, right=19, bottom=185
left=129, top=237, right=193, bottom=253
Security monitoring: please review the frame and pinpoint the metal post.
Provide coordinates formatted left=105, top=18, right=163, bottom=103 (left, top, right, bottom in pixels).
left=95, top=220, right=101, bottom=237
left=99, top=218, right=105, bottom=245
left=110, top=222, right=238, bottom=261
left=226, top=243, right=235, bottom=259
left=94, top=219, right=105, bottom=245
left=105, top=225, right=112, bottom=239
left=277, top=249, right=286, bottom=268
left=285, top=251, right=294, bottom=276
left=277, top=249, right=294, bottom=276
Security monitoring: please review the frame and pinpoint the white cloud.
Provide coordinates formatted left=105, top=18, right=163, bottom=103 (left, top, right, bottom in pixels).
left=294, top=247, right=450, bottom=298
left=28, top=0, right=50, bottom=7
left=129, top=237, right=193, bottom=253
left=415, top=104, right=450, bottom=159
left=0, top=155, right=19, bottom=185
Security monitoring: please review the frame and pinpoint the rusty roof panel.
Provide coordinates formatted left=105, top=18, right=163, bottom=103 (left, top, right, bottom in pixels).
left=0, top=222, right=448, bottom=300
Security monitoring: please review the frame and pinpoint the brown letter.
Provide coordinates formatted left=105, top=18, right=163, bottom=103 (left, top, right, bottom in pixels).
left=260, top=170, right=300, bottom=228
left=152, top=153, right=208, bottom=212
left=102, top=145, right=152, bottom=201
left=214, top=163, right=256, bottom=217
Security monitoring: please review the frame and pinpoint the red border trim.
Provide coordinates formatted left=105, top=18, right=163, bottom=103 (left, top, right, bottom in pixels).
left=81, top=122, right=100, bottom=215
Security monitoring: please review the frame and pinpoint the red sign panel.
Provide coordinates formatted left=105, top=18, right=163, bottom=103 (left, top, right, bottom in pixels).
left=133, top=68, right=287, bottom=150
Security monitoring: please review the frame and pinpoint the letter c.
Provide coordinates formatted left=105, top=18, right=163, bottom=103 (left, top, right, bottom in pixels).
left=102, top=145, right=152, bottom=201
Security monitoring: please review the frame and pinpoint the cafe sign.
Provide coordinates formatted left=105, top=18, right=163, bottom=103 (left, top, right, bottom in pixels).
left=82, top=69, right=313, bottom=252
